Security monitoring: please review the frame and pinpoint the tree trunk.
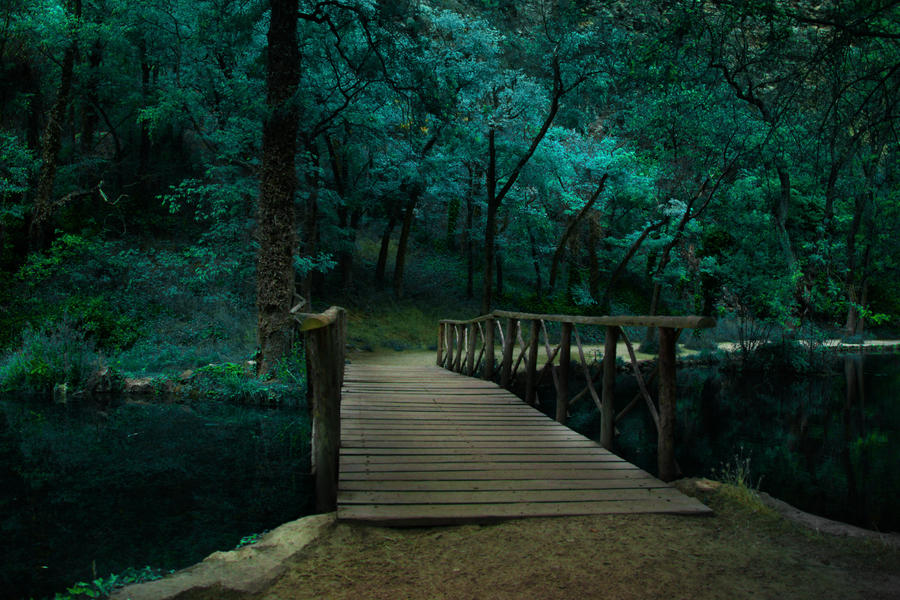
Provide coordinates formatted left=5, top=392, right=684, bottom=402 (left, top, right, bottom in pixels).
left=481, top=56, right=568, bottom=313
left=587, top=214, right=601, bottom=303
left=528, top=224, right=542, bottom=299
left=495, top=250, right=503, bottom=300
left=375, top=203, right=398, bottom=283
left=465, top=192, right=475, bottom=299
left=774, top=161, right=797, bottom=274
left=843, top=192, right=866, bottom=335
left=393, top=188, right=418, bottom=298
left=482, top=128, right=498, bottom=314
left=256, top=0, right=300, bottom=374
left=29, top=0, right=80, bottom=250
left=549, top=175, right=607, bottom=289
left=599, top=218, right=666, bottom=311
left=138, top=40, right=153, bottom=203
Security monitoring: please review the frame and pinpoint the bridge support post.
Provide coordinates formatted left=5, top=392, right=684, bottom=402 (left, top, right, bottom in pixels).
left=483, top=318, right=495, bottom=380
left=556, top=322, right=572, bottom=424
left=657, top=326, right=678, bottom=482
left=466, top=322, right=476, bottom=375
left=525, top=319, right=540, bottom=405
left=304, top=307, right=346, bottom=512
left=437, top=322, right=445, bottom=367
left=601, top=325, right=618, bottom=449
left=500, top=318, right=518, bottom=388
left=454, top=324, right=464, bottom=372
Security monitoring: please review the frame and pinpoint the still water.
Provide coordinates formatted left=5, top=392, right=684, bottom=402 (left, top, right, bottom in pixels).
left=569, top=353, right=900, bottom=533
left=0, top=397, right=311, bottom=600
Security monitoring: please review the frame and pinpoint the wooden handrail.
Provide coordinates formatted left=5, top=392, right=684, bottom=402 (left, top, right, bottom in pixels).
left=294, top=306, right=344, bottom=331
left=294, top=305, right=346, bottom=512
left=437, top=309, right=716, bottom=482
left=441, top=310, right=715, bottom=329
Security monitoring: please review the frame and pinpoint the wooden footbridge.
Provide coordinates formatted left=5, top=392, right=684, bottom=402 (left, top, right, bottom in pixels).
left=296, top=307, right=715, bottom=525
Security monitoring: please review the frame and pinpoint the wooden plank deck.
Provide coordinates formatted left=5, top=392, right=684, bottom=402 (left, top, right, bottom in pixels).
left=337, top=364, right=712, bottom=525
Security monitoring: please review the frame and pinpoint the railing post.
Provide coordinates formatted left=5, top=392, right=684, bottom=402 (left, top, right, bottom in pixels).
left=525, top=319, right=540, bottom=405
left=556, top=322, right=572, bottom=424
left=454, top=324, right=464, bottom=372
left=601, top=325, right=618, bottom=449
left=500, top=318, right=518, bottom=388
left=466, top=322, right=476, bottom=375
left=306, top=307, right=346, bottom=512
left=657, top=326, right=677, bottom=482
left=483, top=317, right=495, bottom=380
left=437, top=322, right=445, bottom=367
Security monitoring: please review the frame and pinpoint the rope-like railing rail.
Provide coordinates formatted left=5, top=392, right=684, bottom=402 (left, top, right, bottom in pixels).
left=293, top=305, right=346, bottom=511
left=436, top=310, right=716, bottom=482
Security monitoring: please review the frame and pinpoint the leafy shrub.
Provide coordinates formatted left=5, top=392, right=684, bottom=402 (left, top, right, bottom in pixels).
left=183, top=343, right=306, bottom=407
left=0, top=321, right=103, bottom=394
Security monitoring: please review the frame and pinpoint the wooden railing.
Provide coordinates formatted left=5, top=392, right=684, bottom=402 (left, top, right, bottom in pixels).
left=437, top=310, right=716, bottom=482
left=294, top=306, right=347, bottom=512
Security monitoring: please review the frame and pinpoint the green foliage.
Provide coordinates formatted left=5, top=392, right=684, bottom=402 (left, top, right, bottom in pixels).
left=53, top=566, right=171, bottom=600
left=0, top=131, right=34, bottom=206
left=183, top=342, right=306, bottom=407
left=0, top=321, right=103, bottom=394
left=234, top=531, right=267, bottom=549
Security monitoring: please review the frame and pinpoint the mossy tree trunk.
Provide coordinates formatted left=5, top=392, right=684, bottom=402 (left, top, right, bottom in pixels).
left=257, top=0, right=299, bottom=374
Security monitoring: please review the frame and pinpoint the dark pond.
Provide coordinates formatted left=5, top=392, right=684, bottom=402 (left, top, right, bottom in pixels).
left=0, top=396, right=312, bottom=600
left=565, top=352, right=900, bottom=533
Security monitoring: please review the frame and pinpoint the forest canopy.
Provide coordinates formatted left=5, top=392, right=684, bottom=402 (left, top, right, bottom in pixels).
left=1, top=0, right=898, bottom=374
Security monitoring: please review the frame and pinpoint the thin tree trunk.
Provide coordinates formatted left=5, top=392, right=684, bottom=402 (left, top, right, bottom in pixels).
left=528, top=223, right=542, bottom=299
left=482, top=128, right=498, bottom=314
left=495, top=250, right=503, bottom=300
left=587, top=214, right=601, bottom=303
left=599, top=218, right=667, bottom=311
left=393, top=188, right=418, bottom=298
left=549, top=175, right=607, bottom=289
left=138, top=40, right=152, bottom=203
left=774, top=161, right=797, bottom=274
left=844, top=192, right=866, bottom=335
left=375, top=203, right=398, bottom=283
left=29, top=0, right=80, bottom=249
left=465, top=192, right=474, bottom=299
left=482, top=56, right=569, bottom=313
left=256, top=0, right=300, bottom=374
left=80, top=42, right=101, bottom=152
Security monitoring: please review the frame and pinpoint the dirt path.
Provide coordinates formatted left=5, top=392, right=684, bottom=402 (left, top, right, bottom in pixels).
left=113, top=485, right=900, bottom=600
left=248, top=483, right=898, bottom=600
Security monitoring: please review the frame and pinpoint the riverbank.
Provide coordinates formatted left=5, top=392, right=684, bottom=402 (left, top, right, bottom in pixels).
left=113, top=480, right=900, bottom=600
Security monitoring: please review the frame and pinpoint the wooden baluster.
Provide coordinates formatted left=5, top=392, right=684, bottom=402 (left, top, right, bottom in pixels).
left=483, top=317, right=495, bottom=380
left=437, top=322, right=445, bottom=367
left=466, top=322, right=476, bottom=375
left=601, top=325, right=618, bottom=450
left=500, top=318, right=518, bottom=388
left=454, top=324, right=464, bottom=372
left=556, top=322, right=572, bottom=424
left=525, top=319, right=540, bottom=406
left=445, top=322, right=454, bottom=370
left=657, top=326, right=678, bottom=482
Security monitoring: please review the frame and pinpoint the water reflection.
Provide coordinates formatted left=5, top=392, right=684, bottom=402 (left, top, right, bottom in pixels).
left=0, top=397, right=312, bottom=600
left=570, top=353, right=900, bottom=533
